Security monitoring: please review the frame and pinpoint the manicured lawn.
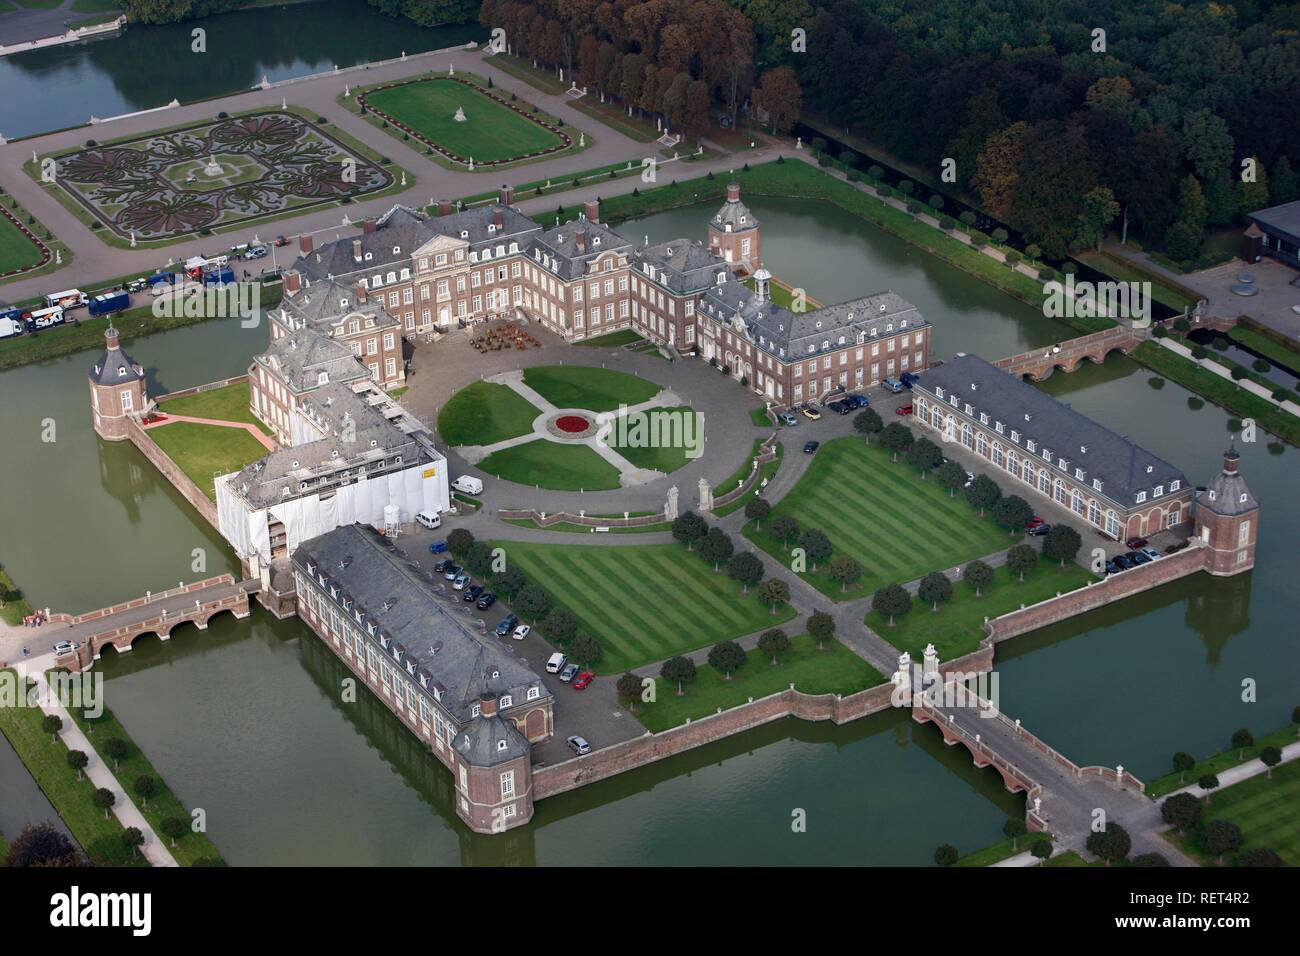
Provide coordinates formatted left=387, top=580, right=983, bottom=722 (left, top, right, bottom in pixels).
left=479, top=439, right=621, bottom=491
left=158, top=380, right=271, bottom=435
left=750, top=406, right=774, bottom=427
left=866, top=557, right=1096, bottom=659
left=146, top=421, right=269, bottom=500
left=69, top=706, right=224, bottom=866
left=1166, top=758, right=1300, bottom=866
left=1074, top=250, right=1196, bottom=314
left=0, top=671, right=143, bottom=866
left=743, top=437, right=1015, bottom=600
left=437, top=381, right=540, bottom=446
left=364, top=78, right=564, bottom=163
left=1229, top=325, right=1300, bottom=371
left=954, top=830, right=1051, bottom=867
left=494, top=541, right=796, bottom=673
left=1146, top=723, right=1299, bottom=798
left=610, top=405, right=701, bottom=473
left=522, top=364, right=660, bottom=412
left=574, top=329, right=644, bottom=348
left=0, top=207, right=45, bottom=274
left=631, top=635, right=884, bottom=732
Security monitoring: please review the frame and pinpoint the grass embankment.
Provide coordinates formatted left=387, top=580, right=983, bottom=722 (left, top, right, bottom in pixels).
left=437, top=380, right=540, bottom=446
left=1074, top=250, right=1197, bottom=314
left=1229, top=324, right=1300, bottom=372
left=1163, top=758, right=1300, bottom=866
left=0, top=285, right=282, bottom=372
left=158, top=380, right=272, bottom=435
left=631, top=634, right=884, bottom=733
left=0, top=564, right=34, bottom=627
left=146, top=421, right=269, bottom=500
left=867, top=556, right=1096, bottom=659
left=574, top=329, right=645, bottom=348
left=70, top=706, right=224, bottom=866
left=496, top=540, right=796, bottom=673
left=954, top=830, right=1052, bottom=867
left=743, top=437, right=1014, bottom=601
left=522, top=364, right=660, bottom=412
left=1146, top=722, right=1299, bottom=798
left=0, top=671, right=143, bottom=866
left=713, top=441, right=783, bottom=518
left=1133, top=341, right=1299, bottom=447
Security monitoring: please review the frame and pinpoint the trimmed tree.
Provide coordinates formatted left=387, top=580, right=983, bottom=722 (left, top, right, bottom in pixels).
left=965, top=474, right=1001, bottom=516
left=744, top=497, right=771, bottom=529
left=446, top=528, right=474, bottom=556
left=872, top=583, right=912, bottom=626
left=1006, top=544, right=1038, bottom=581
left=93, top=788, right=116, bottom=819
left=879, top=422, right=914, bottom=462
left=104, top=736, right=128, bottom=769
left=616, top=672, right=644, bottom=711
left=671, top=510, right=708, bottom=550
left=758, top=577, right=790, bottom=614
left=993, top=495, right=1033, bottom=535
left=161, top=816, right=188, bottom=848
left=707, top=640, right=746, bottom=680
left=466, top=541, right=496, bottom=577
left=963, top=560, right=994, bottom=596
left=798, top=528, right=832, bottom=571
left=492, top=565, right=527, bottom=598
left=1003, top=818, right=1027, bottom=851
left=134, top=775, right=157, bottom=808
left=42, top=714, right=62, bottom=742
left=1160, top=792, right=1202, bottom=832
left=827, top=554, right=862, bottom=592
left=917, top=571, right=953, bottom=611
left=1172, top=751, right=1195, bottom=783
left=905, top=437, right=942, bottom=477
left=934, top=844, right=959, bottom=866
left=1260, top=745, right=1282, bottom=777
left=1043, top=524, right=1082, bottom=567
left=515, top=584, right=552, bottom=621
left=1031, top=840, right=1053, bottom=865
left=1231, top=727, right=1253, bottom=760
left=728, top=552, right=764, bottom=593
left=542, top=607, right=578, bottom=643
left=806, top=610, right=836, bottom=650
left=569, top=633, right=603, bottom=667
left=660, top=656, right=697, bottom=696
left=1198, top=773, right=1220, bottom=803
left=854, top=408, right=884, bottom=442
left=66, top=750, right=88, bottom=781
left=1085, top=823, right=1131, bottom=866
left=937, top=460, right=967, bottom=497
left=699, top=527, right=734, bottom=571
left=122, top=827, right=145, bottom=859
left=1201, top=819, right=1243, bottom=864
left=757, top=628, right=790, bottom=664
left=770, top=514, right=800, bottom=546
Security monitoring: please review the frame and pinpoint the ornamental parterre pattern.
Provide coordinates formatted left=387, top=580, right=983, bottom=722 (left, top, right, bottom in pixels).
left=51, top=112, right=392, bottom=241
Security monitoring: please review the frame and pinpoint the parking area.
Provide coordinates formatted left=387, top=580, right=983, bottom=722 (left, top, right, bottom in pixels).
left=391, top=525, right=646, bottom=766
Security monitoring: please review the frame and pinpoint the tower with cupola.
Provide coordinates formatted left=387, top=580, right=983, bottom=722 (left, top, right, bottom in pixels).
left=88, top=325, right=147, bottom=441
left=1194, top=447, right=1260, bottom=575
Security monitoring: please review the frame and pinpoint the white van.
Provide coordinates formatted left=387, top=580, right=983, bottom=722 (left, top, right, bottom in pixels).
left=452, top=475, right=483, bottom=496
left=545, top=652, right=567, bottom=674
left=414, top=510, right=441, bottom=530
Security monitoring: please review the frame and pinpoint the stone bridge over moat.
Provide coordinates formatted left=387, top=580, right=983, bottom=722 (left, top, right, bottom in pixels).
left=993, top=326, right=1143, bottom=381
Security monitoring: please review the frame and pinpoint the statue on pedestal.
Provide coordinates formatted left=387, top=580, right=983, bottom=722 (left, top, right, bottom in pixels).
left=665, top=485, right=679, bottom=520
left=697, top=477, right=713, bottom=512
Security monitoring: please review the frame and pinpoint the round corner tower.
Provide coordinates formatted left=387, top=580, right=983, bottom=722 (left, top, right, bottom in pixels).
left=708, top=181, right=761, bottom=275
left=88, top=324, right=147, bottom=441
left=1193, top=447, right=1260, bottom=576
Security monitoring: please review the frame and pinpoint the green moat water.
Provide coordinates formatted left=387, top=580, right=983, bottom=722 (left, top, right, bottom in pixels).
left=0, top=198, right=1293, bottom=864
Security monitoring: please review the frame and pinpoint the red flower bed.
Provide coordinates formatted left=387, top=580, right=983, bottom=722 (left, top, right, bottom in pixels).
left=555, top=415, right=590, bottom=433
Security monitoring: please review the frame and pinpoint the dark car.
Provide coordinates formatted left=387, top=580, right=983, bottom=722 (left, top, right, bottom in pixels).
left=1129, top=551, right=1153, bottom=566
left=900, top=371, right=920, bottom=388
left=846, top=394, right=870, bottom=408
left=476, top=592, right=496, bottom=610
left=803, top=440, right=820, bottom=454
left=495, top=614, right=519, bottom=638
left=1125, top=536, right=1148, bottom=550
left=1113, top=553, right=1137, bottom=569
left=434, top=558, right=454, bottom=573
left=1027, top=524, right=1052, bottom=537
left=429, top=540, right=449, bottom=554
left=274, top=235, right=289, bottom=247
left=1105, top=560, right=1122, bottom=575
left=463, top=584, right=485, bottom=601
left=831, top=400, right=853, bottom=415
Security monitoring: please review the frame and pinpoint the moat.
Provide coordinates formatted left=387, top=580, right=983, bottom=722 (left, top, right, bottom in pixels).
left=0, top=197, right=1293, bottom=864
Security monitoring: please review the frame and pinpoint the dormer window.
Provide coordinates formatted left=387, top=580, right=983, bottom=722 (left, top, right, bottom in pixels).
left=497, top=739, right=507, bottom=752
left=317, top=372, right=328, bottom=386
left=1154, top=485, right=1164, bottom=497
left=1170, top=480, right=1180, bottom=491
left=392, top=246, right=400, bottom=255
left=500, top=695, right=512, bottom=708
left=526, top=687, right=539, bottom=701
left=1092, top=479, right=1102, bottom=490
left=1136, top=491, right=1147, bottom=503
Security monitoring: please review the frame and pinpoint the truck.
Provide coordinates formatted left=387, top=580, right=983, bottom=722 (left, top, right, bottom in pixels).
left=26, top=306, right=65, bottom=329
left=45, top=289, right=87, bottom=310
left=88, top=290, right=130, bottom=317
left=205, top=267, right=236, bottom=286
left=0, top=317, right=23, bottom=339
left=145, top=272, right=176, bottom=289
left=451, top=475, right=483, bottom=496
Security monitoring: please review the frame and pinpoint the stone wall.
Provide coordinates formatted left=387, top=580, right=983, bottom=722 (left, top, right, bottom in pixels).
left=712, top=434, right=780, bottom=510
left=985, top=544, right=1206, bottom=644
left=45, top=574, right=237, bottom=626
left=155, top=374, right=249, bottom=404
left=497, top=508, right=668, bottom=528
left=127, top=418, right=220, bottom=530
left=533, top=681, right=897, bottom=800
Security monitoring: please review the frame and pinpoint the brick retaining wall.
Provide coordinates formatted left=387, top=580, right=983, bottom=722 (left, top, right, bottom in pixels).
left=712, top=434, right=780, bottom=509
left=498, top=509, right=668, bottom=528
left=533, top=681, right=896, bottom=800
left=127, top=418, right=220, bottom=530
left=45, top=574, right=237, bottom=625
left=985, top=544, right=1206, bottom=643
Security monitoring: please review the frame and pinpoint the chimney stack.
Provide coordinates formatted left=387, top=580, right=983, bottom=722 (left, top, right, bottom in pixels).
left=727, top=182, right=741, bottom=203
left=355, top=281, right=367, bottom=303
left=584, top=199, right=600, bottom=224
left=479, top=692, right=498, bottom=718
left=499, top=184, right=514, bottom=206
left=493, top=208, right=503, bottom=229
left=282, top=270, right=302, bottom=295
left=437, top=200, right=454, bottom=217
left=575, top=229, right=586, bottom=252
left=104, top=324, right=120, bottom=350
left=298, top=234, right=314, bottom=254
left=352, top=239, right=362, bottom=263
left=1223, top=448, right=1240, bottom=474
left=362, top=219, right=376, bottom=235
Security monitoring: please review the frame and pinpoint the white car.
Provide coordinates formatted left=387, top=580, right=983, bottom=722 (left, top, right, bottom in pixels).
left=512, top=624, right=531, bottom=641
left=567, top=735, right=591, bottom=755
left=414, top=510, right=441, bottom=530
left=453, top=573, right=469, bottom=590
left=53, top=641, right=75, bottom=655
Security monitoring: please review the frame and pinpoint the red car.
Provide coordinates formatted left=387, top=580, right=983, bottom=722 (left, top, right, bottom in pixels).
left=1125, top=536, right=1148, bottom=550
left=1025, top=516, right=1045, bottom=529
left=895, top=404, right=914, bottom=415
left=571, top=671, right=595, bottom=690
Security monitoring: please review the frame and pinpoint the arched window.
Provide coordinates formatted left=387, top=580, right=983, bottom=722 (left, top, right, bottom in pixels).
left=1054, top=479, right=1067, bottom=504
left=992, top=443, right=1004, bottom=467
left=1072, top=490, right=1085, bottom=515
left=1088, top=499, right=1100, bottom=526
left=1039, top=470, right=1050, bottom=494
left=1106, top=511, right=1119, bottom=538
left=976, top=432, right=989, bottom=458
left=1006, top=450, right=1018, bottom=474
left=962, top=422, right=973, bottom=449
left=1022, top=458, right=1033, bottom=483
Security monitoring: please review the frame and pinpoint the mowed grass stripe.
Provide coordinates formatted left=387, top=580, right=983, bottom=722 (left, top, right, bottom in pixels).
left=614, top=548, right=753, bottom=630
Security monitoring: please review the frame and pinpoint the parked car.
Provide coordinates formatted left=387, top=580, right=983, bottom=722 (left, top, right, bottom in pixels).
left=1104, top=560, right=1121, bottom=575
left=1139, top=547, right=1161, bottom=561
left=895, top=404, right=913, bottom=415
left=442, top=564, right=462, bottom=580
left=428, top=540, right=449, bottom=554
left=246, top=245, right=268, bottom=260
left=1125, top=536, right=1148, bottom=550
left=802, top=405, right=822, bottom=420
left=1112, top=553, right=1137, bottom=570
left=572, top=671, right=595, bottom=690
left=567, top=735, right=591, bottom=755
left=495, top=614, right=518, bottom=638
left=779, top=412, right=798, bottom=426
left=53, top=640, right=75, bottom=655
left=900, top=371, right=920, bottom=388
left=803, top=440, right=820, bottom=454
left=476, top=592, right=496, bottom=610
left=127, top=278, right=149, bottom=293
left=415, top=510, right=442, bottom=530
left=434, top=558, right=454, bottom=574
left=883, top=377, right=906, bottom=393
left=1130, top=551, right=1153, bottom=566
left=1027, top=524, right=1052, bottom=537
left=546, top=652, right=567, bottom=674
left=831, top=400, right=852, bottom=415
left=559, top=663, right=580, bottom=683
left=845, top=394, right=870, bottom=408
left=274, top=235, right=289, bottom=247
left=463, top=584, right=484, bottom=601
left=512, top=624, right=531, bottom=641
left=452, top=573, right=470, bottom=590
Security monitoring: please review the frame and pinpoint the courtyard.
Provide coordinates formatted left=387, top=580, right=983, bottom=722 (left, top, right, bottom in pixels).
left=146, top=380, right=276, bottom=499
left=42, top=110, right=394, bottom=241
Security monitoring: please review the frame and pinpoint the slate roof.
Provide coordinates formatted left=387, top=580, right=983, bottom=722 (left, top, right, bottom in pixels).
left=1196, top=450, right=1259, bottom=516
left=914, top=353, right=1189, bottom=507
left=1246, top=200, right=1300, bottom=245
left=89, top=329, right=145, bottom=386
left=634, top=239, right=729, bottom=295
left=712, top=186, right=758, bottom=231
left=281, top=278, right=398, bottom=331
left=253, top=329, right=368, bottom=395
left=294, top=524, right=549, bottom=729
left=454, top=711, right=531, bottom=767
left=528, top=220, right=631, bottom=282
